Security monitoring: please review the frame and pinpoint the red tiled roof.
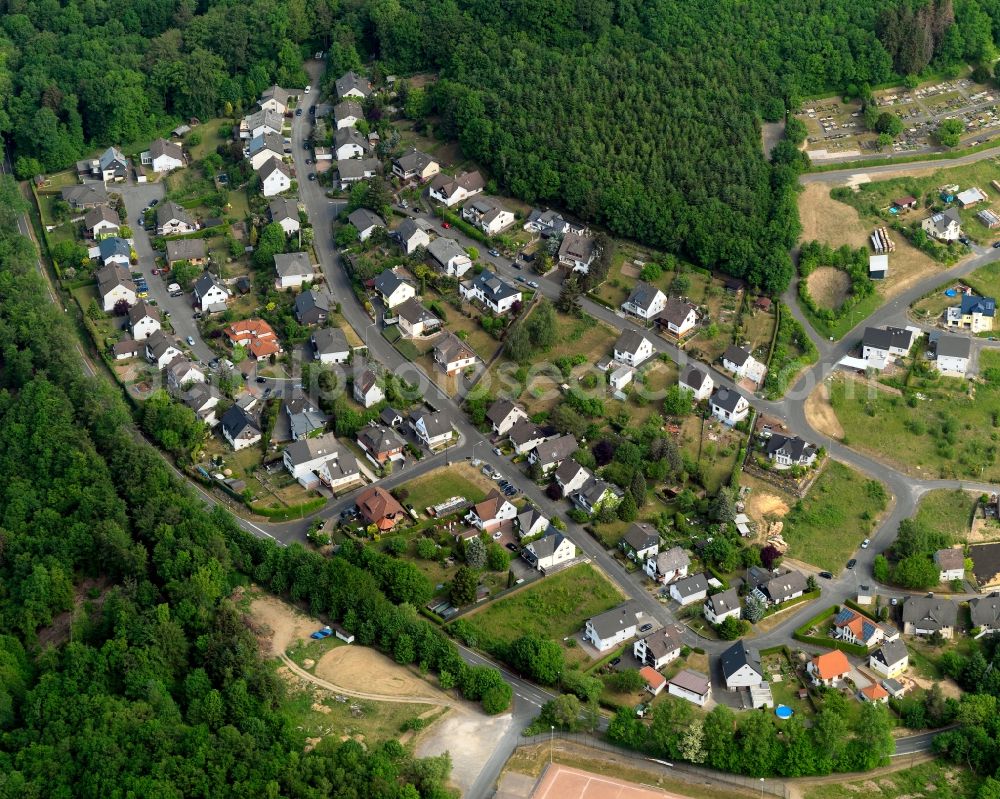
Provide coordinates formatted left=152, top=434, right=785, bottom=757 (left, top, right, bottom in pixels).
left=639, top=666, right=666, bottom=690
left=812, top=650, right=851, bottom=680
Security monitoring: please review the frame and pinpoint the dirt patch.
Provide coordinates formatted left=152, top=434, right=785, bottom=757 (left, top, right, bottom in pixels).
left=416, top=708, right=516, bottom=797
left=314, top=645, right=448, bottom=702
left=806, top=267, right=852, bottom=310
left=620, top=261, right=641, bottom=278
left=746, top=491, right=790, bottom=525
left=805, top=382, right=845, bottom=439
left=911, top=674, right=962, bottom=699
left=249, top=594, right=320, bottom=657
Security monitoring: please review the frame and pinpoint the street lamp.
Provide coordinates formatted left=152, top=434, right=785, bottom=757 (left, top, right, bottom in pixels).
left=759, top=778, right=765, bottom=799
left=550, top=725, right=555, bottom=765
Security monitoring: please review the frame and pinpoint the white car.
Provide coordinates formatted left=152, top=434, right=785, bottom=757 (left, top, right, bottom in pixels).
left=186, top=336, right=195, bottom=347
left=304, top=85, right=312, bottom=94
left=492, top=531, right=502, bottom=540
left=861, top=538, right=870, bottom=549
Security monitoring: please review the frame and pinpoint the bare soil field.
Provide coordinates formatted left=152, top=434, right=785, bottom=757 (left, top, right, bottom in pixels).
left=805, top=382, right=845, bottom=439
left=417, top=709, right=517, bottom=797
left=806, top=267, right=851, bottom=310
left=250, top=594, right=320, bottom=657
left=746, top=490, right=791, bottom=525
left=315, top=645, right=450, bottom=702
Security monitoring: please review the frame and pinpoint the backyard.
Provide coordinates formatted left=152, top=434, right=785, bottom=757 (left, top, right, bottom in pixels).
left=912, top=259, right=1000, bottom=324
left=780, top=461, right=889, bottom=572
left=913, top=488, right=979, bottom=541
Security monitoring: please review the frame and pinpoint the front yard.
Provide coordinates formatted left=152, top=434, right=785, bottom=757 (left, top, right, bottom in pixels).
left=397, top=463, right=498, bottom=514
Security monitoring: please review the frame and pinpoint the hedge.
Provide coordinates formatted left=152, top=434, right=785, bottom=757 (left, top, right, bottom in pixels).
left=764, top=589, right=821, bottom=617
left=585, top=644, right=630, bottom=676
left=433, top=206, right=490, bottom=245
left=250, top=496, right=327, bottom=520
left=706, top=565, right=730, bottom=589
left=792, top=604, right=869, bottom=657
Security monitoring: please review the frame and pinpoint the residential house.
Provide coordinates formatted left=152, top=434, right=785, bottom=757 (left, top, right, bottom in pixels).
left=97, top=147, right=128, bottom=182
left=611, top=366, right=634, bottom=392
left=833, top=607, right=896, bottom=649
left=486, top=398, right=528, bottom=437
left=269, top=197, right=301, bottom=236
left=143, top=138, right=184, bottom=173
left=720, top=641, right=765, bottom=690
left=971, top=542, right=1000, bottom=588
left=165, top=238, right=207, bottom=267
left=573, top=478, right=622, bottom=515
left=668, top=670, right=712, bottom=707
left=294, top=290, right=330, bottom=326
left=947, top=294, right=996, bottom=332
left=247, top=132, right=286, bottom=170
left=348, top=208, right=386, bottom=242
left=970, top=594, right=1000, bottom=636
left=862, top=326, right=916, bottom=369
left=220, top=405, right=262, bottom=451
left=260, top=158, right=292, bottom=197
left=180, top=383, right=221, bottom=426
left=584, top=602, right=644, bottom=652
left=337, top=157, right=380, bottom=189
left=225, top=319, right=282, bottom=361
left=259, top=84, right=293, bottom=115
left=428, top=236, right=473, bottom=277
left=428, top=170, right=485, bottom=207
left=765, top=434, right=818, bottom=468
left=935, top=334, right=971, bottom=375
left=644, top=546, right=691, bottom=585
left=521, top=529, right=576, bottom=571
left=165, top=357, right=206, bottom=390
left=524, top=209, right=570, bottom=237
left=373, top=269, right=416, bottom=309
left=396, top=298, right=441, bottom=338
left=935, top=548, right=966, bottom=582
left=722, top=344, right=766, bottom=383
left=869, top=639, right=909, bottom=679
left=461, top=196, right=515, bottom=235
left=460, top=270, right=522, bottom=315
left=379, top=407, right=403, bottom=428
left=710, top=387, right=750, bottom=426
left=633, top=625, right=685, bottom=669
left=921, top=208, right=963, bottom=241
left=528, top=434, right=578, bottom=474
left=353, top=368, right=385, bottom=408
left=902, top=596, right=958, bottom=639
left=433, top=332, right=478, bottom=375
left=333, top=99, right=363, bottom=129
left=355, top=486, right=406, bottom=531
left=157, top=201, right=198, bottom=235
left=509, top=419, right=548, bottom=455
left=274, top=252, right=314, bottom=289
left=679, top=365, right=713, bottom=401
left=466, top=489, right=517, bottom=531
left=95, top=264, right=136, bottom=311
left=657, top=298, right=700, bottom=336
left=112, top=338, right=143, bottom=361
left=557, top=231, right=597, bottom=273
left=356, top=424, right=405, bottom=465
left=311, top=327, right=350, bottom=364
left=98, top=237, right=131, bottom=267
left=640, top=667, right=668, bottom=697
left=240, top=108, right=282, bottom=140
left=144, top=331, right=182, bottom=369
left=334, top=128, right=368, bottom=160
left=391, top=149, right=440, bottom=183
left=394, top=217, right=431, bottom=254
left=669, top=573, right=709, bottom=606
left=285, top=393, right=328, bottom=440
left=753, top=570, right=807, bottom=607
left=61, top=182, right=107, bottom=210
left=620, top=522, right=660, bottom=562
left=613, top=330, right=654, bottom=367
left=128, top=300, right=161, bottom=341
left=410, top=409, right=455, bottom=448
left=860, top=684, right=890, bottom=704
left=807, top=650, right=851, bottom=687
left=554, top=459, right=591, bottom=497
left=84, top=205, right=121, bottom=239
left=621, top=282, right=667, bottom=320
left=335, top=70, right=371, bottom=99
left=516, top=505, right=549, bottom=539
left=704, top=588, right=742, bottom=625
left=192, top=274, right=230, bottom=312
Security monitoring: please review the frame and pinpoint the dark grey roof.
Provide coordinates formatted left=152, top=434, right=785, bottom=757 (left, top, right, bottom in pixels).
left=863, top=326, right=913, bottom=352
left=348, top=207, right=386, bottom=232
left=259, top=157, right=291, bottom=181
left=671, top=573, right=708, bottom=598
left=526, top=529, right=570, bottom=559
left=248, top=132, right=284, bottom=158
left=554, top=458, right=589, bottom=484
left=970, top=594, right=1000, bottom=628
left=165, top=238, right=206, bottom=262
left=394, top=148, right=436, bottom=173
left=531, top=434, right=578, bottom=465
left=274, top=252, right=312, bottom=278
left=193, top=273, right=226, bottom=300
left=98, top=237, right=130, bottom=260
left=762, top=570, right=807, bottom=603
left=335, top=70, right=371, bottom=98
left=660, top=297, right=697, bottom=326
left=410, top=409, right=454, bottom=439
left=625, top=281, right=663, bottom=312
left=396, top=297, right=439, bottom=326
left=357, top=423, right=404, bottom=454
left=395, top=217, right=428, bottom=243
left=295, top=289, right=330, bottom=319
left=61, top=182, right=107, bottom=206
left=221, top=404, right=260, bottom=441
left=334, top=99, right=363, bottom=122
left=338, top=157, right=380, bottom=180
left=379, top=406, right=402, bottom=427
left=84, top=205, right=119, bottom=229
left=656, top=546, right=690, bottom=572
left=486, top=398, right=521, bottom=426
left=466, top=270, right=520, bottom=302
left=373, top=269, right=410, bottom=297
left=711, top=387, right=744, bottom=413
left=937, top=334, right=971, bottom=359
left=638, top=624, right=685, bottom=661
left=622, top=522, right=658, bottom=552
left=972, top=542, right=1000, bottom=584
left=614, top=329, right=647, bottom=356
left=680, top=364, right=708, bottom=390
left=588, top=602, right=642, bottom=639
left=576, top=477, right=620, bottom=506
left=722, top=344, right=750, bottom=367
left=901, top=596, right=957, bottom=630
left=312, top=327, right=349, bottom=355
left=509, top=418, right=547, bottom=447
left=765, top=434, right=816, bottom=462
left=428, top=236, right=469, bottom=267
left=157, top=200, right=195, bottom=228
left=719, top=641, right=763, bottom=681
left=872, top=639, right=909, bottom=669
left=269, top=197, right=299, bottom=223
left=433, top=331, right=475, bottom=364
left=705, top=587, right=740, bottom=616
left=127, top=300, right=160, bottom=325
left=334, top=127, right=368, bottom=151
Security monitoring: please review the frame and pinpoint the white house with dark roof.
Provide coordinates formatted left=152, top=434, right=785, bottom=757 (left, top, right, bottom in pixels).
left=554, top=459, right=591, bottom=497
left=620, top=522, right=659, bottom=562
left=144, top=138, right=184, bottom=173
left=584, top=602, right=644, bottom=652
left=373, top=269, right=416, bottom=309
left=98, top=237, right=131, bottom=267
left=669, top=573, right=709, bottom=606
left=528, top=434, right=578, bottom=474
left=311, top=327, right=350, bottom=364
left=486, top=399, right=528, bottom=437
left=613, top=330, right=654, bottom=367
left=657, top=297, right=699, bottom=336
left=192, top=274, right=230, bottom=312
left=95, top=264, right=136, bottom=311
left=722, top=344, right=766, bottom=383
left=396, top=297, right=441, bottom=338
left=353, top=368, right=385, bottom=408
left=633, top=624, right=685, bottom=669
left=165, top=356, right=205, bottom=391
left=921, top=208, right=962, bottom=241
left=429, top=170, right=485, bottom=207
left=668, top=669, right=712, bottom=707
left=433, top=332, right=477, bottom=374
left=165, top=238, right=207, bottom=267
left=274, top=252, right=314, bottom=290
left=902, top=596, right=957, bottom=639
left=334, top=128, right=368, bottom=160
left=394, top=217, right=432, bottom=254
left=679, top=364, right=713, bottom=401
left=621, top=282, right=667, bottom=320
left=522, top=529, right=576, bottom=571
left=970, top=593, right=1000, bottom=637
left=335, top=70, right=371, bottom=99
left=334, top=99, right=364, bottom=129
left=703, top=587, right=742, bottom=624
left=869, top=639, right=909, bottom=679
left=247, top=132, right=286, bottom=170
left=644, top=546, right=690, bottom=584
left=428, top=236, right=473, bottom=277
left=240, top=108, right=283, bottom=140
left=524, top=208, right=570, bottom=237
left=84, top=205, right=121, bottom=239
left=516, top=505, right=549, bottom=539
left=720, top=641, right=765, bottom=690
left=710, top=387, right=749, bottom=425
left=157, top=201, right=198, bottom=235
left=410, top=408, right=456, bottom=448
left=752, top=570, right=807, bottom=606
left=285, top=393, right=327, bottom=440
left=259, top=84, right=293, bottom=115
left=460, top=270, right=521, bottom=314
left=128, top=300, right=161, bottom=341
left=348, top=208, right=386, bottom=242
left=558, top=231, right=597, bottom=273
left=337, top=157, right=380, bottom=189
left=934, top=548, right=965, bottom=582
left=508, top=419, right=547, bottom=455
left=765, top=434, right=817, bottom=468
left=270, top=197, right=301, bottom=236
left=260, top=158, right=292, bottom=197
left=573, top=478, right=622, bottom=515
left=462, top=196, right=515, bottom=235
left=862, top=326, right=915, bottom=369
left=935, top=334, right=971, bottom=375
left=97, top=147, right=128, bottom=182
left=392, top=148, right=440, bottom=182
left=145, top=331, right=182, bottom=369
left=221, top=405, right=262, bottom=451
left=61, top=182, right=107, bottom=210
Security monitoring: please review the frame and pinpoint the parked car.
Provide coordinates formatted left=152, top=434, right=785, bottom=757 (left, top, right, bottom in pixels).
left=610, top=657, right=622, bottom=667
left=256, top=376, right=267, bottom=383
left=310, top=626, right=332, bottom=640
left=528, top=280, right=539, bottom=288
left=295, top=108, right=302, bottom=116
left=890, top=597, right=898, bottom=606
left=492, top=447, right=503, bottom=456
left=308, top=173, right=316, bottom=181
left=505, top=543, right=519, bottom=552
left=149, top=198, right=158, bottom=206
left=304, top=85, right=312, bottom=94
left=818, top=571, right=833, bottom=579
left=503, top=486, right=516, bottom=497
left=638, top=623, right=653, bottom=633
left=186, top=336, right=195, bottom=346
left=992, top=241, right=1000, bottom=248
left=305, top=158, right=312, bottom=165
left=488, top=249, right=500, bottom=257
left=400, top=200, right=409, bottom=209
left=861, top=538, right=870, bottom=549
left=492, top=531, right=502, bottom=540
left=847, top=558, right=857, bottom=569
left=441, top=221, right=451, bottom=229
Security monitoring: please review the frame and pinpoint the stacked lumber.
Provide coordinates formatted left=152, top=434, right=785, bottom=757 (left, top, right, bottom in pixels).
left=870, top=227, right=895, bottom=254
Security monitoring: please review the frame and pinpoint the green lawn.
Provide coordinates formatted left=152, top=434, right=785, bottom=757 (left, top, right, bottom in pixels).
left=781, top=461, right=888, bottom=571
left=802, top=759, right=980, bottom=799
left=913, top=488, right=979, bottom=541
left=397, top=463, right=496, bottom=512
left=800, top=290, right=883, bottom=341
left=828, top=371, right=1000, bottom=481
left=457, top=563, right=624, bottom=646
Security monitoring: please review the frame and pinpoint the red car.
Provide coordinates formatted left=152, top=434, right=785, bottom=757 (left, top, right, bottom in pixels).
left=441, top=221, right=451, bottom=229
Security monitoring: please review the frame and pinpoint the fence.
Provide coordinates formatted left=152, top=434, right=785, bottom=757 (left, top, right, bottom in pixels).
left=502, top=731, right=791, bottom=798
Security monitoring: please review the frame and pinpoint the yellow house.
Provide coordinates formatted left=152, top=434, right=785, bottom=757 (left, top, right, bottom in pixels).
left=947, top=294, right=995, bottom=333
left=869, top=639, right=908, bottom=679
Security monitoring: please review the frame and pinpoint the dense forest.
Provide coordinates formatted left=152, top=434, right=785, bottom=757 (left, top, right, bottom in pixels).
left=0, top=176, right=474, bottom=796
